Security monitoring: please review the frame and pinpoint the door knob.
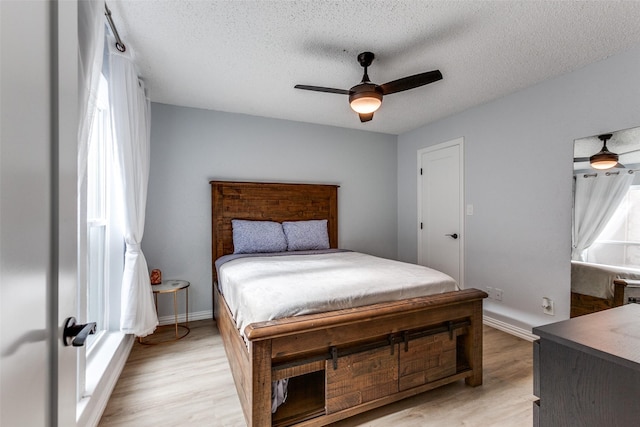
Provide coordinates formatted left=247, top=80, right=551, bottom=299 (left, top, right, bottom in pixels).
left=63, top=317, right=96, bottom=347
left=445, top=233, right=458, bottom=239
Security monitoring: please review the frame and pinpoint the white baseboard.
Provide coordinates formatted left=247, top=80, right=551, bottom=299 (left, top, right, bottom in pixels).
left=483, top=315, right=539, bottom=342
left=157, top=309, right=213, bottom=326
left=160, top=312, right=539, bottom=341
left=161, top=311, right=537, bottom=342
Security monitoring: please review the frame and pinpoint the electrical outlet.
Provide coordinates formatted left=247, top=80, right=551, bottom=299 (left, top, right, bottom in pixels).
left=495, top=288, right=503, bottom=301
left=542, top=297, right=554, bottom=315
left=487, top=286, right=494, bottom=299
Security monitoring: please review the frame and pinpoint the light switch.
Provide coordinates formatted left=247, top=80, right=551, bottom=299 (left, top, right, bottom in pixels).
left=466, top=204, right=474, bottom=216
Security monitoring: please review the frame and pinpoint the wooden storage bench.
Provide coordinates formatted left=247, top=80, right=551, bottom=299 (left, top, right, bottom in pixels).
left=270, top=321, right=469, bottom=427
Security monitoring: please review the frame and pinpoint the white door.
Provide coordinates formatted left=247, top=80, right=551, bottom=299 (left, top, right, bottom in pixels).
left=0, top=2, right=78, bottom=426
left=418, top=138, right=464, bottom=286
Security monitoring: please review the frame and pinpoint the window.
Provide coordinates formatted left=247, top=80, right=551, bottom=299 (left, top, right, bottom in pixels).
left=85, top=74, right=124, bottom=348
left=86, top=75, right=111, bottom=348
left=586, top=184, right=640, bottom=269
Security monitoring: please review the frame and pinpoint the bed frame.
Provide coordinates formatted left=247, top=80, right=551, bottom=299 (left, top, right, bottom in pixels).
left=570, top=283, right=627, bottom=317
left=570, top=261, right=630, bottom=317
left=210, top=180, right=487, bottom=427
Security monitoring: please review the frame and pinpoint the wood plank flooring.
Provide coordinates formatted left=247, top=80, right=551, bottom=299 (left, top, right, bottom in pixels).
left=99, top=320, right=534, bottom=427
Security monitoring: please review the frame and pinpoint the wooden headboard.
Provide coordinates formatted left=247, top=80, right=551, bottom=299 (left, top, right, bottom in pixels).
left=210, top=181, right=339, bottom=278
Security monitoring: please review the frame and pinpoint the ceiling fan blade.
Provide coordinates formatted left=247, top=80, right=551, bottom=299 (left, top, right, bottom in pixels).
left=619, top=148, right=640, bottom=156
left=359, top=112, right=374, bottom=122
left=380, top=70, right=443, bottom=95
left=294, top=85, right=350, bottom=95
left=573, top=157, right=626, bottom=168
left=574, top=147, right=640, bottom=163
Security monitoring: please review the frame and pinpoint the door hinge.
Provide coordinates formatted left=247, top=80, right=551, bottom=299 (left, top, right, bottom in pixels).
left=420, top=168, right=423, bottom=175
left=420, top=222, right=423, bottom=230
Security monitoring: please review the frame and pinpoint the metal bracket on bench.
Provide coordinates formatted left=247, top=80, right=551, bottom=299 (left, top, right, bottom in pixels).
left=331, top=347, right=338, bottom=370
left=274, top=319, right=473, bottom=373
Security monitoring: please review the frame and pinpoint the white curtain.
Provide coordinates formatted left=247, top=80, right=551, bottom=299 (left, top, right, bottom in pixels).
left=108, top=37, right=158, bottom=336
left=572, top=171, right=634, bottom=261
left=78, top=0, right=105, bottom=186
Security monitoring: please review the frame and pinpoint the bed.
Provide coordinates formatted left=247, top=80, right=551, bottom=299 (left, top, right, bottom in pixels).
left=210, top=180, right=487, bottom=427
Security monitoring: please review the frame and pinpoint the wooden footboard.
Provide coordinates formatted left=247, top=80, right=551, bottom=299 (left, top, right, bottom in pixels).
left=215, top=286, right=487, bottom=427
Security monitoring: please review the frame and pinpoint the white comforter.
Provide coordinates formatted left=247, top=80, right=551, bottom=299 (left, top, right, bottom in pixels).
left=217, top=251, right=458, bottom=338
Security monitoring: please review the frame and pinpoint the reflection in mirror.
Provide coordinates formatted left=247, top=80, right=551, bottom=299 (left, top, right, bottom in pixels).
left=571, top=126, right=640, bottom=317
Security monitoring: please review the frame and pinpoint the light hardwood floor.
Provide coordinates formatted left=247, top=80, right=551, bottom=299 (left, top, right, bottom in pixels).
left=99, top=320, right=534, bottom=426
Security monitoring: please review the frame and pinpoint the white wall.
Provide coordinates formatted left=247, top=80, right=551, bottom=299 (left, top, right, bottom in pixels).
left=146, top=44, right=640, bottom=331
left=397, top=43, right=640, bottom=332
left=145, top=104, right=397, bottom=318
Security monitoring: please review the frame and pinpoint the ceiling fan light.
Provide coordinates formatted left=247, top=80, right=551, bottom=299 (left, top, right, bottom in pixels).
left=590, top=133, right=618, bottom=170
left=350, top=96, right=382, bottom=114
left=349, top=84, right=383, bottom=114
left=590, top=152, right=618, bottom=170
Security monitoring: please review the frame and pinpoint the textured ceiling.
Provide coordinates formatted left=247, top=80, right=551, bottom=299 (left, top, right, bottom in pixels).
left=107, top=1, right=640, bottom=135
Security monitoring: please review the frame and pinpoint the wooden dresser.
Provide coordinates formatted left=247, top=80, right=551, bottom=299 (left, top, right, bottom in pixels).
left=532, top=304, right=640, bottom=427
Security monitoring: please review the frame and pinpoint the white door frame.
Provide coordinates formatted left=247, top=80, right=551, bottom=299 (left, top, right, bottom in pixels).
left=57, top=1, right=80, bottom=425
left=417, top=137, right=465, bottom=288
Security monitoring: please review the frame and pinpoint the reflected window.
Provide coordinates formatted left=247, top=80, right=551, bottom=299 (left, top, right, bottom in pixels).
left=586, top=185, right=640, bottom=268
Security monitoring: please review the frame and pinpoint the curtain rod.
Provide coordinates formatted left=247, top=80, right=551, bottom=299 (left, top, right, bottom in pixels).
left=105, top=3, right=126, bottom=52
left=581, top=169, right=640, bottom=178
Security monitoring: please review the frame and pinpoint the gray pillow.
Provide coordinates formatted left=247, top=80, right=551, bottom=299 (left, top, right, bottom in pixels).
left=232, top=219, right=287, bottom=254
left=283, top=219, right=330, bottom=251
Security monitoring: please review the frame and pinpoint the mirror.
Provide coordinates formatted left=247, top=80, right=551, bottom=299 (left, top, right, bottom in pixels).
left=571, top=126, right=640, bottom=317
left=573, top=126, right=640, bottom=172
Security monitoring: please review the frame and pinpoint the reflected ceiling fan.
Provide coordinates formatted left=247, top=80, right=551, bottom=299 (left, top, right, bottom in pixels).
left=294, top=52, right=442, bottom=123
left=573, top=133, right=640, bottom=170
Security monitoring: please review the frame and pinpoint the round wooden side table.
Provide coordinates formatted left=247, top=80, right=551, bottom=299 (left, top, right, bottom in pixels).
left=139, top=279, right=190, bottom=344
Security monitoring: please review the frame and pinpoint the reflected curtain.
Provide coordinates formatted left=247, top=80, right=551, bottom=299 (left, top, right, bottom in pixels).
left=108, top=37, right=158, bottom=336
left=572, top=171, right=634, bottom=261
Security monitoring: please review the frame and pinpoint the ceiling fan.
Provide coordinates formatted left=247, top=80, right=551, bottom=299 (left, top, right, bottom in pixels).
left=294, top=52, right=442, bottom=123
